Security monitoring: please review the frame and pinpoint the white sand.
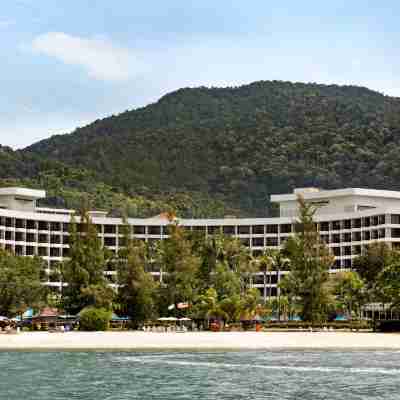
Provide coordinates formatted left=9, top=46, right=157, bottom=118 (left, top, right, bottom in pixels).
left=0, top=331, right=399, bottom=351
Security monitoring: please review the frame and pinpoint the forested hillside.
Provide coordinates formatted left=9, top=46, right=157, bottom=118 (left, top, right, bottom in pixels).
left=3, top=80, right=400, bottom=216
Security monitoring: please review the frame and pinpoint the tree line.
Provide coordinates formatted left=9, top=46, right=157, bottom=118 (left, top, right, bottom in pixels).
left=1, top=198, right=400, bottom=328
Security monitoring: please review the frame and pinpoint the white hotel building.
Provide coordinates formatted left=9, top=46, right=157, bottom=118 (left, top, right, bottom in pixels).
left=1, top=186, right=400, bottom=304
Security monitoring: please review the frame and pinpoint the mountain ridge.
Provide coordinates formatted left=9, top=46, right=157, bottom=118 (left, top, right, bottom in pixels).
left=3, top=80, right=400, bottom=217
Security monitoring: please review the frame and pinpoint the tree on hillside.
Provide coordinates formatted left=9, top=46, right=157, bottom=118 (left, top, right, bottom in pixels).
left=0, top=250, right=45, bottom=317
left=281, top=196, right=334, bottom=323
left=61, top=210, right=113, bottom=314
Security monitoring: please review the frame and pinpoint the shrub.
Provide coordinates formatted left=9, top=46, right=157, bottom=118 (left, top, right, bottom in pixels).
left=79, top=307, right=112, bottom=331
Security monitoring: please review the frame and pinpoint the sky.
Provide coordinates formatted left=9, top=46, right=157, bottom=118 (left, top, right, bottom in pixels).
left=1, top=0, right=400, bottom=149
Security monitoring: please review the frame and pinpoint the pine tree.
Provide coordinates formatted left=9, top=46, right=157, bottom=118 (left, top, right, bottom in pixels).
left=282, top=195, right=334, bottom=323
left=116, top=224, right=156, bottom=328
left=61, top=210, right=112, bottom=314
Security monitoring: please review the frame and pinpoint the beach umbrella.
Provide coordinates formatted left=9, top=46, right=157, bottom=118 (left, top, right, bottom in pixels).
left=178, top=317, right=191, bottom=321
left=23, top=309, right=34, bottom=319
left=111, top=313, right=130, bottom=321
left=158, top=317, right=178, bottom=321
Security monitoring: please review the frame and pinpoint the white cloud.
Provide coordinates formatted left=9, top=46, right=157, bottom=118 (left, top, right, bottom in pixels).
left=31, top=32, right=139, bottom=81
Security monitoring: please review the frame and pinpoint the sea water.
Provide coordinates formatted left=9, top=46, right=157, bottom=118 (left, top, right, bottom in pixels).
left=0, top=351, right=399, bottom=399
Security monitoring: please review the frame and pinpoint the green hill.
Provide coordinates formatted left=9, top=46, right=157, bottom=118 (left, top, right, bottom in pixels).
left=3, top=80, right=400, bottom=216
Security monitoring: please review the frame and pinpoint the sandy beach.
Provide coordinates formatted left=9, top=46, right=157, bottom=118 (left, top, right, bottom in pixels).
left=0, top=331, right=399, bottom=351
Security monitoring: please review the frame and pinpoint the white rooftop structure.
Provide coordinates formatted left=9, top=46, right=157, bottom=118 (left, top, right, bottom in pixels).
left=0, top=187, right=46, bottom=212
left=271, top=187, right=400, bottom=218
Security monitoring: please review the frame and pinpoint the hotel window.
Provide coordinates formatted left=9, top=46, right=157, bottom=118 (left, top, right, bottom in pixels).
left=270, top=274, right=278, bottom=284
left=352, top=232, right=361, bottom=242
left=343, top=259, right=352, bottom=268
left=371, top=230, right=379, bottom=240
left=252, top=237, right=264, bottom=247
left=104, top=225, right=116, bottom=234
left=371, top=216, right=379, bottom=226
left=332, top=221, right=341, bottom=231
left=50, top=248, right=61, bottom=257
left=26, top=220, right=36, bottom=230
left=352, top=245, right=361, bottom=255
left=15, top=232, right=24, bottom=242
left=62, top=248, right=70, bottom=257
left=352, top=219, right=361, bottom=229
left=26, top=246, right=35, bottom=256
left=50, top=235, right=61, bottom=244
left=252, top=225, right=264, bottom=235
left=15, top=219, right=25, bottom=229
left=320, top=222, right=329, bottom=232
left=266, top=237, right=278, bottom=247
left=363, top=231, right=370, bottom=241
left=363, top=217, right=371, bottom=227
left=207, top=226, right=220, bottom=235
left=343, top=220, right=351, bottom=230
left=343, top=246, right=351, bottom=256
left=39, top=234, right=48, bottom=243
left=15, top=245, right=23, bottom=256
left=133, top=226, right=146, bottom=235
left=104, top=237, right=116, bottom=247
left=148, top=226, right=161, bottom=235
left=332, top=247, right=341, bottom=256
left=332, top=234, right=341, bottom=243
left=280, top=224, right=292, bottom=234
left=38, top=247, right=48, bottom=257
left=237, top=226, right=250, bottom=235
left=223, top=225, right=235, bottom=235
left=391, top=215, right=400, bottom=225
left=5, top=231, right=13, bottom=241
left=253, top=274, right=264, bottom=285
left=50, top=222, right=61, bottom=231
left=391, top=229, right=400, bottom=238
left=378, top=215, right=386, bottom=225
left=5, top=218, right=13, bottom=227
left=342, top=232, right=351, bottom=243
left=379, top=229, right=386, bottom=238
left=63, top=223, right=70, bottom=232
left=38, top=221, right=49, bottom=231
left=266, top=225, right=278, bottom=234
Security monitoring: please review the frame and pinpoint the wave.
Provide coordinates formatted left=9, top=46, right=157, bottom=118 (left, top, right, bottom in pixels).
left=118, top=357, right=400, bottom=376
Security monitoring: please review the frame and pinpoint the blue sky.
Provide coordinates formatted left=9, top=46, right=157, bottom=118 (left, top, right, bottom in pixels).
left=1, top=0, right=399, bottom=148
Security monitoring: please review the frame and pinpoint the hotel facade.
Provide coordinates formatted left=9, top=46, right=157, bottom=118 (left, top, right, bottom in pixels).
left=1, top=186, right=400, bottom=309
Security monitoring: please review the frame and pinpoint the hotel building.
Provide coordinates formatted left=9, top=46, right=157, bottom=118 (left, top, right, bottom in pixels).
left=1, top=186, right=400, bottom=306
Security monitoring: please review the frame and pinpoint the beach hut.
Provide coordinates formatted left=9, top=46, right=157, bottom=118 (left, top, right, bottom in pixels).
left=32, top=307, right=59, bottom=330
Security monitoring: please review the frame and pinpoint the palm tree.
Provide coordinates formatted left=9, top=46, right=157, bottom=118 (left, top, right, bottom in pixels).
left=251, top=250, right=276, bottom=302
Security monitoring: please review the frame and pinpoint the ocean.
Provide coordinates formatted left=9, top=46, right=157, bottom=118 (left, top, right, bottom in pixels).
left=1, top=350, right=399, bottom=399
